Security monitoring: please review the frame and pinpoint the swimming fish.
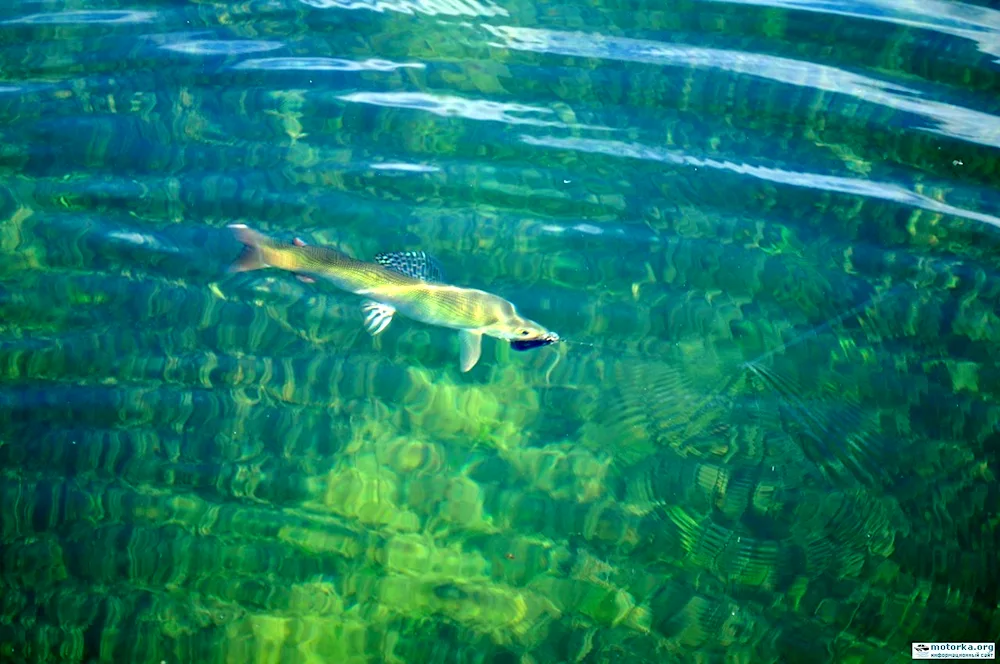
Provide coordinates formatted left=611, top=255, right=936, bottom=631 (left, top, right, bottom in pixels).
left=227, top=224, right=559, bottom=371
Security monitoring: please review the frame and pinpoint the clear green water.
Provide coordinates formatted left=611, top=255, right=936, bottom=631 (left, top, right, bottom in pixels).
left=2, top=0, right=1000, bottom=661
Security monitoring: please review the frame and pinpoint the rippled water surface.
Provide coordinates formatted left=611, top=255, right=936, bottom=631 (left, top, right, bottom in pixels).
left=2, top=0, right=1000, bottom=661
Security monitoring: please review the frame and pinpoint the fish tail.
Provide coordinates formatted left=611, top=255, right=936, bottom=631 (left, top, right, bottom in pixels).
left=228, top=223, right=271, bottom=273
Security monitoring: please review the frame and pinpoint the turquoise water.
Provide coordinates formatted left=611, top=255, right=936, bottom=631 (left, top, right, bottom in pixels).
left=2, top=0, right=1000, bottom=661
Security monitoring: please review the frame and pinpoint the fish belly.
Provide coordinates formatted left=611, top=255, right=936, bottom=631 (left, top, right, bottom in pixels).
left=377, top=288, right=487, bottom=332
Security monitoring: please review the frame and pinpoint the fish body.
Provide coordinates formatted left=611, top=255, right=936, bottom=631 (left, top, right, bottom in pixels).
left=228, top=224, right=558, bottom=371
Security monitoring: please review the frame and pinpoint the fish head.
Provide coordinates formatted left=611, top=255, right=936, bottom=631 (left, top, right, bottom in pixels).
left=486, top=313, right=560, bottom=351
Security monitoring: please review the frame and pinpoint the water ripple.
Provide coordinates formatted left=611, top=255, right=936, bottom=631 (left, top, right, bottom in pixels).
left=339, top=91, right=581, bottom=128
left=522, top=134, right=1000, bottom=229
left=3, top=10, right=157, bottom=25
left=234, top=57, right=425, bottom=71
left=487, top=25, right=1000, bottom=149
left=705, top=0, right=1000, bottom=62
left=160, top=40, right=284, bottom=56
left=369, top=162, right=442, bottom=172
left=298, top=0, right=508, bottom=17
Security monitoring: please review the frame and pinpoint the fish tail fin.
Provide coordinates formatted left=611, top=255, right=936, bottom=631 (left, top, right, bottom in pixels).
left=228, top=223, right=270, bottom=273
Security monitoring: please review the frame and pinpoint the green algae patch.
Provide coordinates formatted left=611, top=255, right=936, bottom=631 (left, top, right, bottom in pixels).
left=398, top=365, right=541, bottom=451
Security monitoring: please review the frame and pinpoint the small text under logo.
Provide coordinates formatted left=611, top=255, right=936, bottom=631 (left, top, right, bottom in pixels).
left=912, top=643, right=995, bottom=660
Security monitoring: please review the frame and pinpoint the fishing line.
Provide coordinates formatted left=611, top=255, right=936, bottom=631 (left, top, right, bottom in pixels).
left=541, top=345, right=564, bottom=386
left=559, top=339, right=599, bottom=349
left=741, top=282, right=905, bottom=369
left=551, top=282, right=905, bottom=367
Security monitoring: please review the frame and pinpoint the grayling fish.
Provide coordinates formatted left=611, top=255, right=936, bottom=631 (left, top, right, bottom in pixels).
left=228, top=224, right=559, bottom=371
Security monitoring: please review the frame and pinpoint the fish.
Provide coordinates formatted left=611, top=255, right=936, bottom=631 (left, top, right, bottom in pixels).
left=227, top=224, right=559, bottom=372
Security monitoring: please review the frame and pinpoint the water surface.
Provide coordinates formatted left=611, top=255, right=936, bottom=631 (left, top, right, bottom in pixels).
left=2, top=0, right=1000, bottom=661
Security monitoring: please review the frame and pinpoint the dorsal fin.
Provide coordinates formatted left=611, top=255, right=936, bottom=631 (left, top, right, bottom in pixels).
left=373, top=250, right=444, bottom=282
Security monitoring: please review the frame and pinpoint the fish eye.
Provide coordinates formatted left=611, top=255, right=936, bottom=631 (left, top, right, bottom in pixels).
left=520, top=330, right=530, bottom=336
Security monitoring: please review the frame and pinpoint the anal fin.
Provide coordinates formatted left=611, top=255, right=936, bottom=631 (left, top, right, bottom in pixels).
left=458, top=330, right=483, bottom=372
left=361, top=300, right=396, bottom=336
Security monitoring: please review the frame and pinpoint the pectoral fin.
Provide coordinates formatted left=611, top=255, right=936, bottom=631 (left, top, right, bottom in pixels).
left=361, top=300, right=395, bottom=336
left=458, top=330, right=483, bottom=372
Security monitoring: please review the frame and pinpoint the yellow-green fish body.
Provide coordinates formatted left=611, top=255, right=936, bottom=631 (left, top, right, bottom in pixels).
left=228, top=224, right=558, bottom=371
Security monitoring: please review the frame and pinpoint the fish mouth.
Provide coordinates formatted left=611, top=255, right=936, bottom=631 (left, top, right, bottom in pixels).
left=510, top=334, right=559, bottom=351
